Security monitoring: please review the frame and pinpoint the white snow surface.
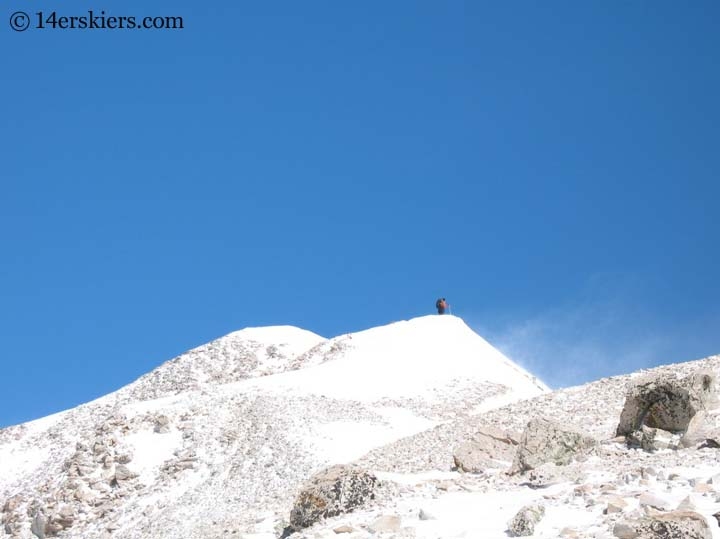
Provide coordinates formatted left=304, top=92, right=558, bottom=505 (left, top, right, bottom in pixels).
left=244, top=315, right=547, bottom=401
left=1, top=315, right=719, bottom=539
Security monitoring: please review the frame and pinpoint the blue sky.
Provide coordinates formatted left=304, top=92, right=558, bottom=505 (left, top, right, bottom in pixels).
left=2, top=2, right=718, bottom=427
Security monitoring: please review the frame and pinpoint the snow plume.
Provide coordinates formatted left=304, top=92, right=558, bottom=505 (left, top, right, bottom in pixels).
left=476, top=294, right=719, bottom=390
left=476, top=303, right=666, bottom=390
left=469, top=271, right=720, bottom=389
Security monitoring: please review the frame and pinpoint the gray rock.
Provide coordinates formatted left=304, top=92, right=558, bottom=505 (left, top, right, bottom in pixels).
left=638, top=492, right=673, bottom=511
left=507, top=504, right=545, bottom=537
left=154, top=415, right=171, bottom=434
left=288, top=465, right=376, bottom=530
left=614, top=511, right=712, bottom=539
left=418, top=508, right=436, bottom=520
left=2, top=495, right=23, bottom=513
left=114, top=464, right=137, bottom=482
left=368, top=515, right=401, bottom=533
left=453, top=427, right=519, bottom=473
left=605, top=496, right=628, bottom=514
left=30, top=512, right=46, bottom=539
left=617, top=370, right=717, bottom=442
left=640, top=466, right=658, bottom=478
left=677, top=496, right=698, bottom=511
left=73, top=484, right=96, bottom=503
left=116, top=453, right=133, bottom=464
left=510, top=417, right=597, bottom=474
left=626, top=425, right=679, bottom=452
left=612, top=522, right=638, bottom=538
left=683, top=412, right=720, bottom=448
left=519, top=462, right=580, bottom=488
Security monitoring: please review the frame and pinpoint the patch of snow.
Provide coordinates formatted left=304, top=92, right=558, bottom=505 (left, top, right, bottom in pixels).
left=396, top=484, right=571, bottom=538
left=0, top=444, right=50, bottom=485
left=123, top=428, right=183, bottom=485
left=303, top=407, right=436, bottom=464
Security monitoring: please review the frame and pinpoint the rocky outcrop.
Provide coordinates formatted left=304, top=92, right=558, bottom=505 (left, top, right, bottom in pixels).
left=453, top=426, right=520, bottom=473
left=613, top=510, right=712, bottom=539
left=287, top=465, right=377, bottom=531
left=510, top=417, right=597, bottom=474
left=616, top=370, right=718, bottom=449
left=1, top=412, right=148, bottom=539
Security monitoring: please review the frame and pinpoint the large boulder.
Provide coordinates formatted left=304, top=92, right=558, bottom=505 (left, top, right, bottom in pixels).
left=453, top=426, right=520, bottom=473
left=510, top=417, right=597, bottom=475
left=287, top=465, right=376, bottom=531
left=613, top=510, right=712, bottom=539
left=616, top=370, right=717, bottom=442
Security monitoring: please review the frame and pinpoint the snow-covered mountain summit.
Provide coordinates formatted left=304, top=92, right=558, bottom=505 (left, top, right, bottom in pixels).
left=0, top=316, right=547, bottom=538
left=3, top=316, right=720, bottom=539
left=113, top=314, right=546, bottom=405
left=238, top=315, right=548, bottom=401
left=0, top=315, right=548, bottom=539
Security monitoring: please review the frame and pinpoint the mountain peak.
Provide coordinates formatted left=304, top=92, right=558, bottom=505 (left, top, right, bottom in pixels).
left=0, top=315, right=550, bottom=539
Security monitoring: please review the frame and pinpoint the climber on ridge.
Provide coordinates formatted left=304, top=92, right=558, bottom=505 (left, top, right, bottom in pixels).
left=435, top=298, right=449, bottom=315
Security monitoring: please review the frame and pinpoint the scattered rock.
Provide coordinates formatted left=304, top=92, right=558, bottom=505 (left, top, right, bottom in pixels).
left=640, top=466, right=658, bottom=478
left=154, top=415, right=171, bottom=434
left=693, top=482, right=714, bottom=494
left=2, top=495, right=24, bottom=514
left=519, top=462, right=582, bottom=488
left=418, top=508, right=435, bottom=520
left=614, top=510, right=712, bottom=539
left=626, top=425, right=679, bottom=452
left=30, top=512, right=46, bottom=539
left=677, top=495, right=698, bottom=511
left=507, top=504, right=545, bottom=537
left=113, top=464, right=137, bottom=484
left=116, top=452, right=133, bottom=464
left=605, top=496, right=628, bottom=514
left=368, top=515, right=401, bottom=533
left=612, top=522, right=637, bottom=538
left=638, top=492, right=673, bottom=511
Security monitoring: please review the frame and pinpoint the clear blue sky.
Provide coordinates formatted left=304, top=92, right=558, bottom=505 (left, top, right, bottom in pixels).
left=2, top=2, right=718, bottom=427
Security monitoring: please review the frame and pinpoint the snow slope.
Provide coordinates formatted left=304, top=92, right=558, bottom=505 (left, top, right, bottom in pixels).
left=0, top=315, right=549, bottom=539
left=244, top=315, right=548, bottom=401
